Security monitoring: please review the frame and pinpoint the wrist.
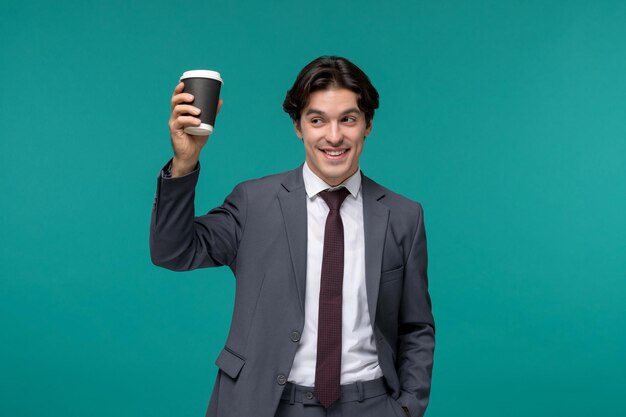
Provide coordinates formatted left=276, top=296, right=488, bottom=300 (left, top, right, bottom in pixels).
left=171, top=156, right=198, bottom=177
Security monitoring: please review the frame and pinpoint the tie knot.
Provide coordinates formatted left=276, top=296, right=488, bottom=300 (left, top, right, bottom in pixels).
left=319, top=187, right=350, bottom=211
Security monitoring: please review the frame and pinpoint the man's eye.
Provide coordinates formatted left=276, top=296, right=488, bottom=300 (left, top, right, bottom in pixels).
left=343, top=116, right=357, bottom=123
left=311, top=118, right=323, bottom=125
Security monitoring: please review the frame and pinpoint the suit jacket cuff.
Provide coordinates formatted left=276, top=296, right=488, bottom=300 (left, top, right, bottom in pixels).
left=398, top=390, right=427, bottom=417
left=160, top=159, right=200, bottom=179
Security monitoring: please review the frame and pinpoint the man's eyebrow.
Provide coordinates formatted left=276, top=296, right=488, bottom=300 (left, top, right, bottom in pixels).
left=304, top=107, right=362, bottom=116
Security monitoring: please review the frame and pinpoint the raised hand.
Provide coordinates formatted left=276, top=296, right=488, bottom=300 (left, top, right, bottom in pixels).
left=168, top=81, right=223, bottom=176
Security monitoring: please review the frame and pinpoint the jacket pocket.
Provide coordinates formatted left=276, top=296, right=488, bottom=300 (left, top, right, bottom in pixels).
left=380, top=266, right=404, bottom=284
left=215, top=346, right=246, bottom=379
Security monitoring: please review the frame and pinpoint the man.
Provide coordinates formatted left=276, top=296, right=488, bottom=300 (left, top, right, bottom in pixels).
left=150, top=56, right=435, bottom=417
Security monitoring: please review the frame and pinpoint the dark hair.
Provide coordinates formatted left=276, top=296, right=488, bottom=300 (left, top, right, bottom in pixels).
left=283, top=56, right=379, bottom=127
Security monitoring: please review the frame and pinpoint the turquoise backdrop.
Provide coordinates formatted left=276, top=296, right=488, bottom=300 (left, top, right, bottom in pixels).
left=1, top=1, right=625, bottom=416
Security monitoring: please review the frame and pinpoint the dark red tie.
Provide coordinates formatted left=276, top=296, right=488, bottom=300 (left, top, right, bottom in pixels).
left=314, top=188, right=350, bottom=408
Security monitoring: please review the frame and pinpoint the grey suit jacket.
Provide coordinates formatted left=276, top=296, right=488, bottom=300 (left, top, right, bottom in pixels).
left=150, top=163, right=435, bottom=417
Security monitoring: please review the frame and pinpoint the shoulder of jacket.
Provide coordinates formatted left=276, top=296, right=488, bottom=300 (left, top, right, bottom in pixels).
left=364, top=175, right=424, bottom=214
left=238, top=167, right=298, bottom=187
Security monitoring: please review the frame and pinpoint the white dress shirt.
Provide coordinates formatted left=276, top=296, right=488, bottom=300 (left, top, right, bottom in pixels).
left=287, top=162, right=383, bottom=386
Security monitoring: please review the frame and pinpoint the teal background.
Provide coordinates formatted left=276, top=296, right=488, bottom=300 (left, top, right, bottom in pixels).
left=1, top=0, right=625, bottom=416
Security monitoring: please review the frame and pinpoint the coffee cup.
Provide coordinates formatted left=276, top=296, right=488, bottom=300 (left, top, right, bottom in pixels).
left=180, top=70, right=223, bottom=136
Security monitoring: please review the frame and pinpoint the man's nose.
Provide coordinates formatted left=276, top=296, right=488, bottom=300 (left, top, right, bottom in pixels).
left=326, top=122, right=343, bottom=145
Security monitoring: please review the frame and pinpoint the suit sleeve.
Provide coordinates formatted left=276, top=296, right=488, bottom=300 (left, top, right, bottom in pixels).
left=396, top=204, right=435, bottom=417
left=149, top=160, right=247, bottom=271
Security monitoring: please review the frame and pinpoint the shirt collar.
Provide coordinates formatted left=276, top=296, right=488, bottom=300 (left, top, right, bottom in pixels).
left=302, top=161, right=361, bottom=199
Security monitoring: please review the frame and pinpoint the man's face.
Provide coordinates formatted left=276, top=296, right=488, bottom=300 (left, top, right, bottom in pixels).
left=295, top=88, right=372, bottom=186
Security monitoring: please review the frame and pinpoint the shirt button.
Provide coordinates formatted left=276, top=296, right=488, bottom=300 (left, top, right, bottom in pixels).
left=290, top=331, right=301, bottom=342
left=305, top=391, right=314, bottom=400
left=276, top=374, right=287, bottom=385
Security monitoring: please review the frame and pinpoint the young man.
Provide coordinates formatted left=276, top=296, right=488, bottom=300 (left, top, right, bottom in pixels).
left=150, top=56, right=435, bottom=417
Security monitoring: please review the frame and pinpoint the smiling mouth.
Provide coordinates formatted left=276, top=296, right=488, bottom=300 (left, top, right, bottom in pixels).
left=321, top=149, right=349, bottom=157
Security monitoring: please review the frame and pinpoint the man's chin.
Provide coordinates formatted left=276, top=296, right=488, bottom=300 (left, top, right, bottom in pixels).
left=320, top=169, right=355, bottom=186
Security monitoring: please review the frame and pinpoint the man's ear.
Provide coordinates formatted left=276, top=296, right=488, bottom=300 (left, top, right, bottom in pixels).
left=365, top=120, right=373, bottom=138
left=294, top=120, right=303, bottom=139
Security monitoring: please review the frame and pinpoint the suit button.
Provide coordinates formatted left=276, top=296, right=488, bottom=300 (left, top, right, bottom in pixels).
left=305, top=391, right=314, bottom=400
left=290, top=331, right=301, bottom=342
left=276, top=374, right=287, bottom=385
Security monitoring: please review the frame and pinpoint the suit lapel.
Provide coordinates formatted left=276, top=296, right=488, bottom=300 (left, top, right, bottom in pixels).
left=278, top=167, right=307, bottom=314
left=277, top=168, right=389, bottom=322
left=361, top=175, right=390, bottom=327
